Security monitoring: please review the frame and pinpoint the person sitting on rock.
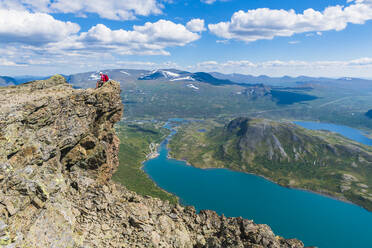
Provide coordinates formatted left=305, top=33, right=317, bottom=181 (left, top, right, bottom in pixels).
left=96, top=72, right=109, bottom=88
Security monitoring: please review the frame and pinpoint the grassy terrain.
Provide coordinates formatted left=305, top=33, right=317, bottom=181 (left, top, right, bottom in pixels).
left=112, top=122, right=177, bottom=204
left=120, top=80, right=372, bottom=133
left=169, top=119, right=372, bottom=211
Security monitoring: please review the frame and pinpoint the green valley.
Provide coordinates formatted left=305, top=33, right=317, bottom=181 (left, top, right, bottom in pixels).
left=112, top=122, right=177, bottom=204
left=168, top=118, right=372, bottom=211
left=67, top=69, right=372, bottom=132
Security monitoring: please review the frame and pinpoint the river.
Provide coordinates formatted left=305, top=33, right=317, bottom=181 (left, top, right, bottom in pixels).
left=143, top=120, right=372, bottom=248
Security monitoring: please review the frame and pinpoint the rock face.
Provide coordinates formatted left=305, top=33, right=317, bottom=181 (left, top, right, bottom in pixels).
left=0, top=76, right=304, bottom=247
left=242, top=85, right=271, bottom=99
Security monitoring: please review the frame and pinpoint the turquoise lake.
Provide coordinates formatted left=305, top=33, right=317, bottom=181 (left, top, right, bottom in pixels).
left=294, top=121, right=372, bottom=146
left=143, top=121, right=372, bottom=248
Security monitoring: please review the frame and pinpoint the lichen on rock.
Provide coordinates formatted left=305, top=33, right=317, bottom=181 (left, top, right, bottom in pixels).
left=0, top=75, right=123, bottom=247
left=0, top=76, right=304, bottom=247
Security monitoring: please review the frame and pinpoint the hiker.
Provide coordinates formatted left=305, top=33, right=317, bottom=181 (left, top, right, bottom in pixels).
left=96, top=72, right=109, bottom=88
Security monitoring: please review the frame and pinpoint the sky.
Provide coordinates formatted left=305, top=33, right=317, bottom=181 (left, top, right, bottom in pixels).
left=1, top=0, right=372, bottom=78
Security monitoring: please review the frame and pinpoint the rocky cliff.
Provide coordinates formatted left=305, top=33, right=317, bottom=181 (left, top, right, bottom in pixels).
left=0, top=76, right=304, bottom=247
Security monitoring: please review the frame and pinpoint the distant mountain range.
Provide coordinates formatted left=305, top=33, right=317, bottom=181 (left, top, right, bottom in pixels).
left=210, top=72, right=372, bottom=89
left=2, top=69, right=372, bottom=90
left=137, top=69, right=245, bottom=86
left=0, top=76, right=17, bottom=86
left=0, top=75, right=48, bottom=86
left=13, top=76, right=49, bottom=84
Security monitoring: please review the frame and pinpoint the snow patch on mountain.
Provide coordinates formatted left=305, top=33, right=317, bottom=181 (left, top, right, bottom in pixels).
left=120, top=71, right=130, bottom=75
left=89, top=73, right=100, bottom=80
left=170, top=76, right=195, bottom=82
left=160, top=70, right=180, bottom=79
left=187, top=84, right=199, bottom=90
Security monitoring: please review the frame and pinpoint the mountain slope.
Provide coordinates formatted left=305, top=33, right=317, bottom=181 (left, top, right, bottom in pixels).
left=0, top=76, right=17, bottom=86
left=138, top=69, right=241, bottom=86
left=169, top=118, right=372, bottom=211
left=366, top=110, right=372, bottom=118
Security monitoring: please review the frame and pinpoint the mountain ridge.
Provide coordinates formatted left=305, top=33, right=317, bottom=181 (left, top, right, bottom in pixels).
left=5, top=69, right=371, bottom=91
left=0, top=76, right=17, bottom=86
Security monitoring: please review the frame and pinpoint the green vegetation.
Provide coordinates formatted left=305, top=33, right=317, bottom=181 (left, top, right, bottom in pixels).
left=120, top=80, right=372, bottom=133
left=112, top=122, right=177, bottom=204
left=169, top=118, right=372, bottom=211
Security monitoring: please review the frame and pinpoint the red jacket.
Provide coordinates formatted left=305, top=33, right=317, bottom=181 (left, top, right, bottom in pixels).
left=101, top=74, right=109, bottom=82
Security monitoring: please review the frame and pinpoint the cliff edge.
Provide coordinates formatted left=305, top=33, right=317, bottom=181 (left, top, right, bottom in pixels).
left=0, top=76, right=304, bottom=247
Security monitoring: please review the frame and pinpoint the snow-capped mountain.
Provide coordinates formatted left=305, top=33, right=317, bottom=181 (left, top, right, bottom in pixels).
left=138, top=69, right=187, bottom=80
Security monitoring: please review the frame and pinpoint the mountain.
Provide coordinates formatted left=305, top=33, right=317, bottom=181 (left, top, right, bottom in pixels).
left=169, top=118, right=372, bottom=211
left=0, top=77, right=303, bottom=247
left=191, top=72, right=237, bottom=85
left=138, top=69, right=242, bottom=86
left=0, top=76, right=17, bottom=86
left=12, top=76, right=49, bottom=84
left=366, top=110, right=372, bottom=118
left=138, top=69, right=191, bottom=81
left=210, top=72, right=372, bottom=90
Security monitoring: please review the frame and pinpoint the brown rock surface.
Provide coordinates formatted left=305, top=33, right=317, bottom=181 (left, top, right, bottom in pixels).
left=0, top=76, right=304, bottom=247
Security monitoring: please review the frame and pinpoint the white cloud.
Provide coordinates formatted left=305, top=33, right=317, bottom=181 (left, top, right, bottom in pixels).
left=192, top=58, right=372, bottom=77
left=50, top=0, right=163, bottom=20
left=216, top=39, right=229, bottom=44
left=0, top=18, right=201, bottom=65
left=197, top=61, right=219, bottom=68
left=0, top=0, right=164, bottom=20
left=349, top=57, right=372, bottom=65
left=209, top=1, right=372, bottom=42
left=0, top=58, right=18, bottom=66
left=0, top=0, right=50, bottom=12
left=196, top=58, right=372, bottom=69
left=75, top=20, right=200, bottom=55
left=201, top=0, right=217, bottom=4
left=0, top=9, right=80, bottom=44
left=201, top=0, right=230, bottom=4
left=186, top=19, right=206, bottom=32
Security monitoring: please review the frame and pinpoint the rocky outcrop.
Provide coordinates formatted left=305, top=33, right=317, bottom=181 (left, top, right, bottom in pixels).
left=0, top=76, right=304, bottom=247
left=242, top=85, right=271, bottom=99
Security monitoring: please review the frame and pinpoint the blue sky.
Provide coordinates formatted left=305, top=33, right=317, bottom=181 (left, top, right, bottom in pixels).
left=1, top=0, right=372, bottom=77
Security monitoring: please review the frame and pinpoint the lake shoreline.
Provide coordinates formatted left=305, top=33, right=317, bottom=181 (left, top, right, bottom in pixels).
left=140, top=119, right=372, bottom=248
left=140, top=141, right=181, bottom=204
left=157, top=122, right=371, bottom=212
left=165, top=152, right=368, bottom=212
